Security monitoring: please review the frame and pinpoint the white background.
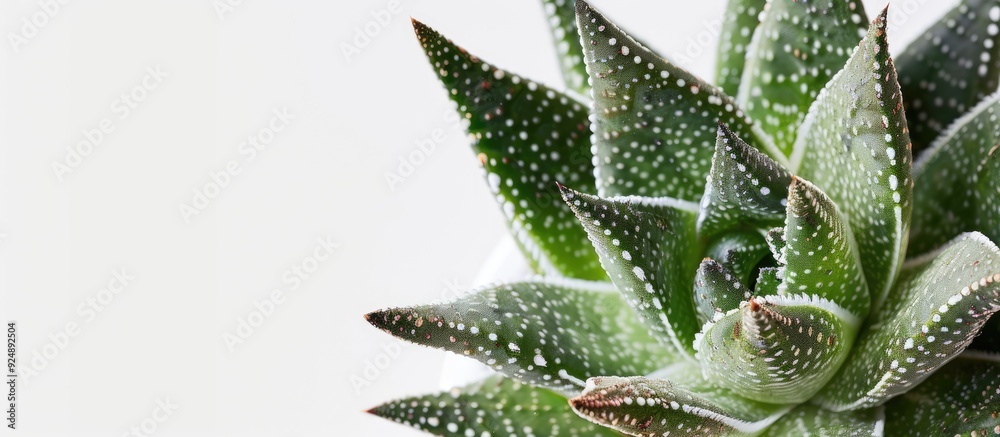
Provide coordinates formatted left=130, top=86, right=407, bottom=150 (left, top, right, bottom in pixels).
left=0, top=0, right=955, bottom=435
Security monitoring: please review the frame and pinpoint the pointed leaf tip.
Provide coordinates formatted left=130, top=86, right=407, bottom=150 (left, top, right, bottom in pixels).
left=737, top=0, right=869, bottom=155
left=364, top=282, right=675, bottom=393
left=570, top=375, right=789, bottom=435
left=413, top=20, right=605, bottom=280
left=562, top=189, right=701, bottom=356
left=575, top=0, right=767, bottom=200
left=791, top=5, right=913, bottom=312
left=371, top=375, right=619, bottom=436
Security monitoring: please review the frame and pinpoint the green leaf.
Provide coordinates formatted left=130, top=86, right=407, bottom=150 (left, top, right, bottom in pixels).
left=716, top=0, right=767, bottom=96
left=737, top=0, right=869, bottom=156
left=762, top=403, right=884, bottom=436
left=694, top=258, right=751, bottom=322
left=413, top=20, right=605, bottom=280
left=781, top=177, right=869, bottom=318
left=697, top=124, right=792, bottom=237
left=814, top=232, right=1000, bottom=411
left=575, top=0, right=784, bottom=200
left=790, top=9, right=913, bottom=312
left=365, top=280, right=673, bottom=393
left=696, top=296, right=859, bottom=403
left=540, top=0, right=590, bottom=95
left=561, top=185, right=702, bottom=357
left=570, top=373, right=790, bottom=436
left=977, top=142, right=1000, bottom=244
left=705, top=230, right=773, bottom=287
left=896, top=0, right=1000, bottom=156
left=369, top=375, right=618, bottom=436
left=884, top=352, right=1000, bottom=436
left=755, top=266, right=783, bottom=295
left=910, top=94, right=1000, bottom=256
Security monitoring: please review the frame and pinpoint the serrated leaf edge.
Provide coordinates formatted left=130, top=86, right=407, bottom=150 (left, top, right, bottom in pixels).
left=912, top=89, right=1000, bottom=177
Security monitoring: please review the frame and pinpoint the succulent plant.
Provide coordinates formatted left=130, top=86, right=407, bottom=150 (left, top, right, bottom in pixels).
left=364, top=0, right=1000, bottom=435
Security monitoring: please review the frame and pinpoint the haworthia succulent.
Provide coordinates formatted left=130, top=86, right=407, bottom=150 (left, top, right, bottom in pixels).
left=738, top=0, right=869, bottom=156
left=374, top=1, right=1000, bottom=435
left=896, top=0, right=1000, bottom=156
left=540, top=0, right=590, bottom=95
left=696, top=296, right=858, bottom=403
left=694, top=258, right=750, bottom=322
left=815, top=232, right=1000, bottom=411
left=791, top=9, right=913, bottom=312
left=910, top=94, right=1000, bottom=256
left=697, top=124, right=792, bottom=237
left=569, top=374, right=790, bottom=436
left=762, top=403, right=884, bottom=436
left=716, top=0, right=767, bottom=96
left=575, top=1, right=782, bottom=201
left=412, top=20, right=605, bottom=280
left=365, top=280, right=674, bottom=393
left=369, top=375, right=619, bottom=436
left=884, top=352, right=1000, bottom=436
left=781, top=177, right=869, bottom=318
left=560, top=185, right=702, bottom=357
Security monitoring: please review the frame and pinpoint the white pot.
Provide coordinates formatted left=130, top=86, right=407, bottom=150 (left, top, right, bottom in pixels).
left=438, top=234, right=533, bottom=389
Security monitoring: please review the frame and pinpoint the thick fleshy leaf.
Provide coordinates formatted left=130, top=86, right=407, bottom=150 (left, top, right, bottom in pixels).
left=365, top=280, right=673, bottom=393
left=790, top=9, right=913, bottom=311
left=697, top=124, right=792, bottom=237
left=413, top=20, right=605, bottom=280
left=781, top=177, right=869, bottom=318
left=896, top=0, right=1000, bottom=156
left=705, top=230, right=773, bottom=287
left=910, top=94, right=1000, bottom=256
left=737, top=0, right=868, bottom=156
left=762, top=404, right=884, bottom=436
left=696, top=296, right=859, bottom=403
left=977, top=142, right=1000, bottom=243
left=716, top=0, right=767, bottom=96
left=369, top=375, right=618, bottom=436
left=540, top=0, right=590, bottom=95
left=570, top=373, right=790, bottom=436
left=814, top=232, right=1000, bottom=411
left=694, top=259, right=751, bottom=322
left=575, top=0, right=784, bottom=200
left=884, top=352, right=1000, bottom=436
left=561, top=185, right=702, bottom=356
